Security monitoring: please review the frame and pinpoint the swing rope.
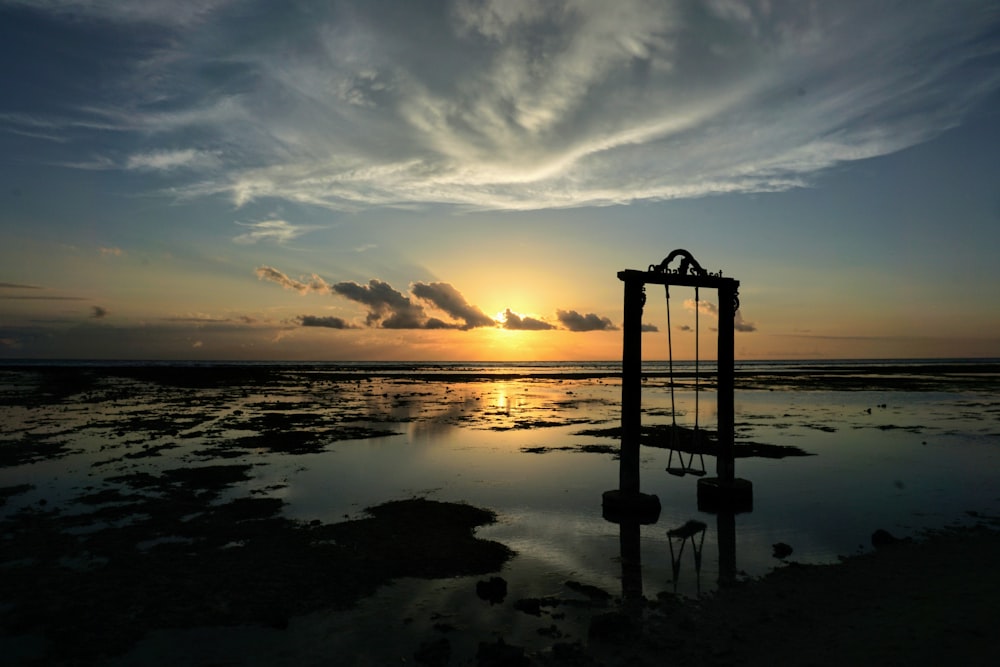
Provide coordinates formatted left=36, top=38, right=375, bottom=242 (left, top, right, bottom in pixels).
left=664, top=283, right=706, bottom=477
left=694, top=285, right=699, bottom=438
left=665, top=285, right=677, bottom=442
left=693, top=287, right=706, bottom=474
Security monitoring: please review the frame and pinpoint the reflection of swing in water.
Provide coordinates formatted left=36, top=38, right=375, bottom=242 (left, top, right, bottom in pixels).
left=667, top=519, right=707, bottom=594
left=663, top=282, right=706, bottom=477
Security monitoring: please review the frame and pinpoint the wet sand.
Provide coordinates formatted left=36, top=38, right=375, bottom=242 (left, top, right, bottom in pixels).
left=569, top=522, right=1000, bottom=667
left=1, top=362, right=999, bottom=665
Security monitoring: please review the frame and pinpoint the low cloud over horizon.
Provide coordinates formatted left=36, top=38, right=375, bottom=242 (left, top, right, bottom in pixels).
left=502, top=309, right=555, bottom=331
left=256, top=265, right=636, bottom=334
left=683, top=297, right=757, bottom=333
left=298, top=315, right=355, bottom=329
left=557, top=310, right=618, bottom=333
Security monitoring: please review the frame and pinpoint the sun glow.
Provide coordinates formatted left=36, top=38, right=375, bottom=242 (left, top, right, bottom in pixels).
left=444, top=326, right=619, bottom=361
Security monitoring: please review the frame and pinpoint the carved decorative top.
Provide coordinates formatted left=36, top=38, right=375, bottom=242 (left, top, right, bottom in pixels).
left=649, top=249, right=724, bottom=278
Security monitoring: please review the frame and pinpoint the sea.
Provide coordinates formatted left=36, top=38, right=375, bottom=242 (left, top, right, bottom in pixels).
left=6, top=356, right=996, bottom=373
left=1, top=357, right=998, bottom=664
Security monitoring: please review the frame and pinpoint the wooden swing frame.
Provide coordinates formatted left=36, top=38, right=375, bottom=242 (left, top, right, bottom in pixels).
left=615, top=250, right=740, bottom=501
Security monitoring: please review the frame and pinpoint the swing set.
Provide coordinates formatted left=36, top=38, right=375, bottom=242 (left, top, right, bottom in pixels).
left=604, top=249, right=751, bottom=518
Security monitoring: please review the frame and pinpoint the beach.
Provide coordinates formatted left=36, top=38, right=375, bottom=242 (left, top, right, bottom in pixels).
left=1, top=360, right=998, bottom=665
left=572, top=522, right=1000, bottom=667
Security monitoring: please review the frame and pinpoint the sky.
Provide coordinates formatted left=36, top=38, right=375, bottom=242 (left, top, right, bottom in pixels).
left=2, top=0, right=1000, bottom=362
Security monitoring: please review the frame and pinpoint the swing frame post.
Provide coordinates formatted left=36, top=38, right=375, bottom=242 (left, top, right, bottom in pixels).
left=716, top=279, right=737, bottom=485
left=620, top=276, right=644, bottom=496
left=605, top=250, right=751, bottom=519
left=602, top=274, right=662, bottom=524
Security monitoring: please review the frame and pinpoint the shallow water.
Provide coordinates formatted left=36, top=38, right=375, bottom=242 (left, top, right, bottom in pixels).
left=1, top=362, right=999, bottom=664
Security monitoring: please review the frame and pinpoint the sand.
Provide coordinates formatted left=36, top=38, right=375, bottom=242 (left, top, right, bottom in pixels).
left=565, top=523, right=1000, bottom=667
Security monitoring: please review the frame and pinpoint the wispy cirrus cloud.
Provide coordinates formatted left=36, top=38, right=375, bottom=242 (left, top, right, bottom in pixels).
left=9, top=1, right=998, bottom=211
left=2, top=0, right=235, bottom=27
left=126, top=149, right=220, bottom=172
left=235, top=220, right=315, bottom=245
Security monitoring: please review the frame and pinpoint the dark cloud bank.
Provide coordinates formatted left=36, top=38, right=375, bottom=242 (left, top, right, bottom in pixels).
left=257, top=265, right=756, bottom=335
left=298, top=315, right=354, bottom=329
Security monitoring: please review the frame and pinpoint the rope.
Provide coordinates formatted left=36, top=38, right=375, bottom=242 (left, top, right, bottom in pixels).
left=693, top=286, right=705, bottom=473
left=694, top=285, right=699, bottom=436
left=665, top=285, right=677, bottom=440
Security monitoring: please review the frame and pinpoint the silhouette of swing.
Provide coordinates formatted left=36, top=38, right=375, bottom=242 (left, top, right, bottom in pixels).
left=663, top=282, right=707, bottom=477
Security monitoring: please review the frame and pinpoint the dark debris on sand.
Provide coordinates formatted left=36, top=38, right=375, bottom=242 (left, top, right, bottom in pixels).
left=407, top=523, right=1000, bottom=667
left=0, top=482, right=514, bottom=665
left=575, top=424, right=814, bottom=459
left=523, top=524, right=1000, bottom=667
left=0, top=437, right=79, bottom=467
left=520, top=443, right=620, bottom=458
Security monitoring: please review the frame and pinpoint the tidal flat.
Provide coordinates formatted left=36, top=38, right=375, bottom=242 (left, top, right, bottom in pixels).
left=1, top=361, right=998, bottom=665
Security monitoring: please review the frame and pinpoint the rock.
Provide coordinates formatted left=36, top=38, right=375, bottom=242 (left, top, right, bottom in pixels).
left=565, top=580, right=612, bottom=602
left=513, top=598, right=542, bottom=616
left=772, top=542, right=794, bottom=559
left=476, top=638, right=528, bottom=667
left=588, top=611, right=639, bottom=643
left=537, top=624, right=563, bottom=638
left=871, top=529, right=900, bottom=548
left=414, top=637, right=451, bottom=667
left=476, top=576, right=507, bottom=604
left=550, top=642, right=599, bottom=665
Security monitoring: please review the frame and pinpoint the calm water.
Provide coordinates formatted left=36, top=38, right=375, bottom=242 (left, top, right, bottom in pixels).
left=1, top=359, right=998, bottom=664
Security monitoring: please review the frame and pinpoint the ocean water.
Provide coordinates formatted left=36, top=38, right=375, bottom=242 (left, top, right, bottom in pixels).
left=1, top=359, right=998, bottom=664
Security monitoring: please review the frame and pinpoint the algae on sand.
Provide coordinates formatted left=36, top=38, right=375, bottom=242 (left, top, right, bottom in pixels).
left=0, top=492, right=513, bottom=664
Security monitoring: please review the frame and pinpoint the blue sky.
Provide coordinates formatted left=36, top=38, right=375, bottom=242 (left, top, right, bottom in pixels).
left=2, top=0, right=999, bottom=360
